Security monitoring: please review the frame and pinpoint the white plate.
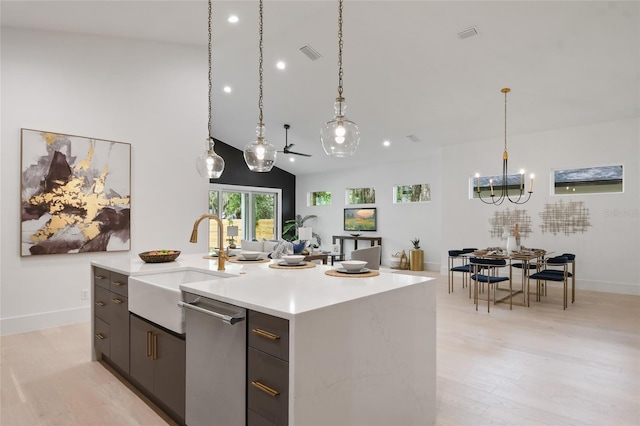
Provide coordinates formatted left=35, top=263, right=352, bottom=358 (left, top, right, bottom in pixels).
left=278, top=261, right=307, bottom=267
left=336, top=267, right=370, bottom=274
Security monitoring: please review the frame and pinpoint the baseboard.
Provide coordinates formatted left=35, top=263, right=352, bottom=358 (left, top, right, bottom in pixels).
left=571, top=279, right=640, bottom=296
left=0, top=306, right=90, bottom=336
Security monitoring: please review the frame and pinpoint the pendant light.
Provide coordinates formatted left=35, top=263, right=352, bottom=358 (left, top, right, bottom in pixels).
left=196, top=0, right=225, bottom=178
left=243, top=0, right=277, bottom=172
left=320, top=0, right=360, bottom=157
left=474, top=88, right=533, bottom=205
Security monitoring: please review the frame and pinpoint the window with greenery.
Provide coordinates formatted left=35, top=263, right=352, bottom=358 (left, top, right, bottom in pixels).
left=553, top=165, right=623, bottom=195
left=309, top=191, right=331, bottom=206
left=394, top=184, right=431, bottom=203
left=346, top=187, right=375, bottom=205
left=208, top=185, right=281, bottom=253
left=470, top=174, right=524, bottom=199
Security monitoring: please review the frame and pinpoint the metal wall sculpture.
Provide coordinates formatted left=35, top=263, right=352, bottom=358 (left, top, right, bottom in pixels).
left=20, top=129, right=131, bottom=256
left=539, top=199, right=591, bottom=235
left=489, top=208, right=533, bottom=238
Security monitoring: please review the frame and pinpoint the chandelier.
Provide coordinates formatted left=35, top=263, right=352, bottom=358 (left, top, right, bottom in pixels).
left=195, top=0, right=225, bottom=179
left=320, top=0, right=360, bottom=157
left=475, top=88, right=533, bottom=205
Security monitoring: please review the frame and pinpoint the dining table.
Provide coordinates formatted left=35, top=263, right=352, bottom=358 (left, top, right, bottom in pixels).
left=463, top=248, right=548, bottom=308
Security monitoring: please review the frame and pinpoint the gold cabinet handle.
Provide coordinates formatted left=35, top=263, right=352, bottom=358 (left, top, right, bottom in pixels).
left=95, top=301, right=105, bottom=307
left=146, top=331, right=152, bottom=358
left=95, top=333, right=105, bottom=340
left=111, top=298, right=123, bottom=304
left=152, top=334, right=158, bottom=360
left=251, top=381, right=280, bottom=397
left=94, top=275, right=106, bottom=280
left=251, top=328, right=280, bottom=340
left=112, top=281, right=125, bottom=287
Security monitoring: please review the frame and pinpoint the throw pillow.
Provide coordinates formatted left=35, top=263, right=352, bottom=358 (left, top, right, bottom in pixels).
left=293, top=241, right=305, bottom=254
left=241, top=240, right=264, bottom=252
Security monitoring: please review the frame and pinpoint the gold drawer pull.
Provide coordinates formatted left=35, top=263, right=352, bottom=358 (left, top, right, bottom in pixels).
left=251, top=328, right=280, bottom=340
left=112, top=281, right=125, bottom=287
left=94, top=275, right=106, bottom=280
left=111, top=298, right=123, bottom=304
left=95, top=301, right=105, bottom=307
left=146, top=331, right=152, bottom=358
left=95, top=333, right=105, bottom=340
left=152, top=334, right=158, bottom=360
left=251, top=381, right=280, bottom=397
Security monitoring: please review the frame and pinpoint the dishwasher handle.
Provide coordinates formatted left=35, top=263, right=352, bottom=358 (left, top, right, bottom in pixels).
left=178, top=301, right=246, bottom=325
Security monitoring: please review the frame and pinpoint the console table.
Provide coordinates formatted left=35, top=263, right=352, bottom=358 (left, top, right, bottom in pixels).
left=332, top=235, right=382, bottom=260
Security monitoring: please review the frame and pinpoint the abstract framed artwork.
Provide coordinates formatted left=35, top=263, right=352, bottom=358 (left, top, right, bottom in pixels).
left=20, top=129, right=131, bottom=256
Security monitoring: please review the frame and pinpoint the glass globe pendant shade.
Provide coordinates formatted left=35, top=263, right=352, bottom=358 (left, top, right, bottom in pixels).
left=196, top=137, right=225, bottom=178
left=320, top=97, right=360, bottom=157
left=244, top=123, right=277, bottom=172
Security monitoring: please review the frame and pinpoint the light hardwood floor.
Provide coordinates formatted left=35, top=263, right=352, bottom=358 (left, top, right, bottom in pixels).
left=1, top=273, right=638, bottom=425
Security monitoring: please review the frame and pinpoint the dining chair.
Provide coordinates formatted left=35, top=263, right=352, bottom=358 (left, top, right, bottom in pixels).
left=535, top=253, right=575, bottom=303
left=448, top=250, right=469, bottom=294
left=529, top=255, right=571, bottom=309
left=469, top=257, right=511, bottom=312
left=350, top=246, right=381, bottom=270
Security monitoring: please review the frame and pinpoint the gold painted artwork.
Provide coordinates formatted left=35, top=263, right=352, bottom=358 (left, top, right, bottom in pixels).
left=20, top=129, right=131, bottom=256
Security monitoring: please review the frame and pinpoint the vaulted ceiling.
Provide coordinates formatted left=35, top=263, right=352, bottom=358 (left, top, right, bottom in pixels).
left=2, top=1, right=639, bottom=176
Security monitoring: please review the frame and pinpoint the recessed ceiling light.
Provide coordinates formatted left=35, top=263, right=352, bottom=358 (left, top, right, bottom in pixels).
left=383, top=140, right=391, bottom=147
left=289, top=157, right=295, bottom=162
left=223, top=86, right=232, bottom=93
left=228, top=15, right=239, bottom=23
left=276, top=61, right=286, bottom=70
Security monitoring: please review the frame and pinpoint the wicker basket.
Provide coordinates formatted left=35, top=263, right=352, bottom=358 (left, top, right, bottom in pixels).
left=138, top=250, right=181, bottom=263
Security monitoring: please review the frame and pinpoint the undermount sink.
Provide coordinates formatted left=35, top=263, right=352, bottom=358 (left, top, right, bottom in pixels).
left=129, top=268, right=234, bottom=334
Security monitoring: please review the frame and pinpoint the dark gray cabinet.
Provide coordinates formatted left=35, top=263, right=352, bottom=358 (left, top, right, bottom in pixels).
left=130, top=314, right=186, bottom=422
left=92, top=266, right=129, bottom=374
left=247, top=311, right=290, bottom=426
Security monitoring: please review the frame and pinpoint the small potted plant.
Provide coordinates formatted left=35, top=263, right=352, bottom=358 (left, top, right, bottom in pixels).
left=409, top=238, right=424, bottom=271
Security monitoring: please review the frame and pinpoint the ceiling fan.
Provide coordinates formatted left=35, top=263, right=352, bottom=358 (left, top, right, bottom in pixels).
left=278, top=124, right=311, bottom=157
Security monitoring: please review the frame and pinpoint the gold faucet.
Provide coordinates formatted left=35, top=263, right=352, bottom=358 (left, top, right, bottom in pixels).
left=189, top=214, right=227, bottom=271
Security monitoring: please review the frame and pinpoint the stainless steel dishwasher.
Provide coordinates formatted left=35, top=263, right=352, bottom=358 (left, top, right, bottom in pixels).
left=180, top=293, right=247, bottom=426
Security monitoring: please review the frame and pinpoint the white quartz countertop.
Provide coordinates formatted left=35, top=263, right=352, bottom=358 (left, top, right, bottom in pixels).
left=91, top=254, right=433, bottom=319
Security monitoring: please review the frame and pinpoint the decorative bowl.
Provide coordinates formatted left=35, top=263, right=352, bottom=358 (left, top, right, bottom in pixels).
left=240, top=251, right=261, bottom=260
left=139, top=250, right=181, bottom=263
left=340, top=260, right=367, bottom=271
left=282, top=255, right=305, bottom=265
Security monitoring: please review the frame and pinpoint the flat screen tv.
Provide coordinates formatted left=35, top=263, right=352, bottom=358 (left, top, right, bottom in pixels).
left=344, top=208, right=377, bottom=232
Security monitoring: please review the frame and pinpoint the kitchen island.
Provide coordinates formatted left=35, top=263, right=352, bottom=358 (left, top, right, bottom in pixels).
left=91, top=254, right=436, bottom=425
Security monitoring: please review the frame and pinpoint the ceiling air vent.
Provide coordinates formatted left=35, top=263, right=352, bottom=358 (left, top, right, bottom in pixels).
left=299, top=45, right=323, bottom=61
left=457, top=26, right=478, bottom=40
left=406, top=135, right=421, bottom=143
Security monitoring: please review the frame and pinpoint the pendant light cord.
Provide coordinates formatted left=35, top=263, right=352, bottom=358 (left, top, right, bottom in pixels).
left=503, top=87, right=510, bottom=154
left=337, top=0, right=344, bottom=98
left=207, top=0, right=213, bottom=140
left=258, top=0, right=264, bottom=128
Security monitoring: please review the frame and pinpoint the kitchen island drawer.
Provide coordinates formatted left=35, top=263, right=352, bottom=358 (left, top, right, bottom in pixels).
left=109, top=271, right=128, bottom=297
left=94, top=317, right=110, bottom=357
left=248, top=311, right=289, bottom=361
left=93, top=267, right=110, bottom=290
left=247, top=348, right=288, bottom=426
left=94, top=285, right=111, bottom=322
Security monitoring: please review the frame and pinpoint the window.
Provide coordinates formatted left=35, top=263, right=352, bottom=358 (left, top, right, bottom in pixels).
left=470, top=174, right=524, bottom=199
left=553, top=165, right=623, bottom=195
left=393, top=184, right=431, bottom=203
left=346, top=187, right=375, bottom=205
left=309, top=191, right=331, bottom=206
left=208, top=184, right=281, bottom=253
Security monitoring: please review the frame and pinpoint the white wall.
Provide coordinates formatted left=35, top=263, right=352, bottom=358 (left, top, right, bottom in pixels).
left=1, top=28, right=212, bottom=335
left=295, top=149, right=443, bottom=271
left=299, top=118, right=639, bottom=295
left=441, top=117, right=640, bottom=295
